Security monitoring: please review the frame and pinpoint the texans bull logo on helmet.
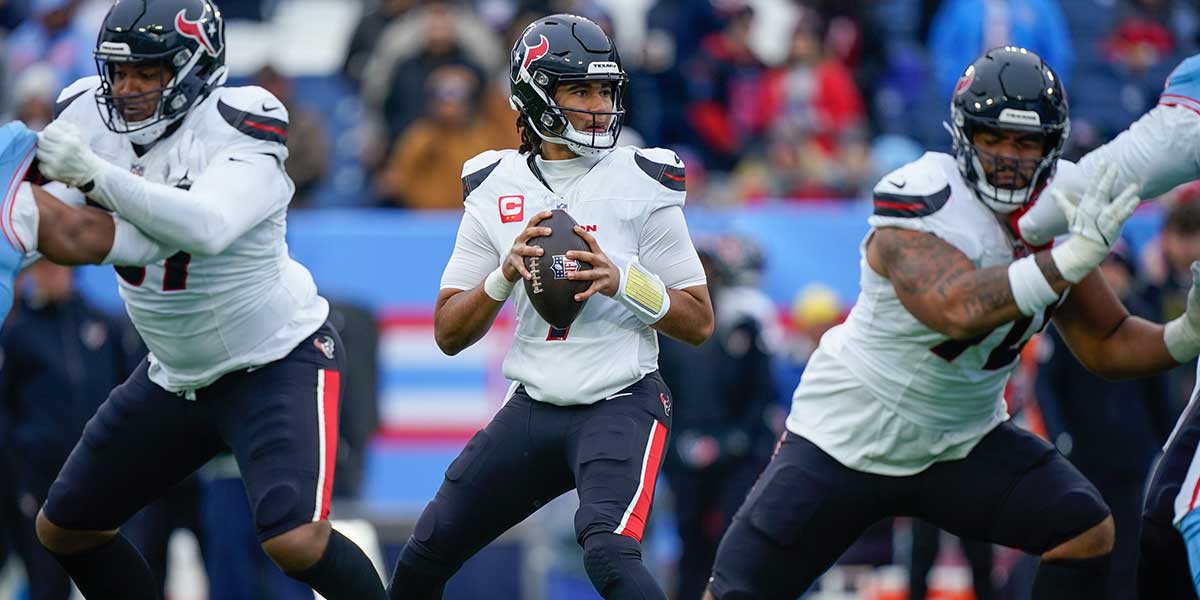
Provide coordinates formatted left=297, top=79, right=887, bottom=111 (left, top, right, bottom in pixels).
left=175, top=8, right=219, bottom=57
left=517, top=34, right=550, bottom=81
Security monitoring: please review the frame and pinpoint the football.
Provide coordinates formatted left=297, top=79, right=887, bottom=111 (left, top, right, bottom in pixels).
left=524, top=209, right=593, bottom=329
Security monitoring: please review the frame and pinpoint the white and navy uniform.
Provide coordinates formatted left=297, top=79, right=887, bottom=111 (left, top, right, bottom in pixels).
left=707, top=152, right=1110, bottom=600
left=41, top=78, right=345, bottom=542
left=403, top=147, right=706, bottom=575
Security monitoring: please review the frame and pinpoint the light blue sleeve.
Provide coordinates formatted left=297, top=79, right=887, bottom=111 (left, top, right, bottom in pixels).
left=1177, top=508, right=1200, bottom=592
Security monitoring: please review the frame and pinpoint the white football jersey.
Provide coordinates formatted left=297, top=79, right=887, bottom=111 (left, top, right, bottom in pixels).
left=53, top=77, right=328, bottom=393
left=440, top=147, right=706, bottom=406
left=787, top=152, right=1070, bottom=475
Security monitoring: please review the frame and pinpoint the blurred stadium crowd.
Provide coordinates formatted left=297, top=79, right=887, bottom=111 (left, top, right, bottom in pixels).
left=4, top=0, right=1200, bottom=599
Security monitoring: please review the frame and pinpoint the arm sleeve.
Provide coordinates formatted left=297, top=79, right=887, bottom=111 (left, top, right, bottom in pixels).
left=102, top=216, right=177, bottom=266
left=439, top=210, right=500, bottom=291
left=1078, top=103, right=1200, bottom=200
left=93, top=146, right=290, bottom=256
left=638, top=205, right=707, bottom=289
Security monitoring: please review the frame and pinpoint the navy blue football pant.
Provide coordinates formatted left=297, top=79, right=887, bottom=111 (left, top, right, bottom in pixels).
left=41, top=322, right=346, bottom=546
left=708, top=424, right=1110, bottom=600
left=393, top=372, right=673, bottom=597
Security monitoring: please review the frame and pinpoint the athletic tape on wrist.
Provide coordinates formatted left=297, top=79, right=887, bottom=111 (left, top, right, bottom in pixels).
left=1007, top=254, right=1058, bottom=316
left=617, top=258, right=670, bottom=324
left=1164, top=316, right=1200, bottom=363
left=483, top=266, right=516, bottom=302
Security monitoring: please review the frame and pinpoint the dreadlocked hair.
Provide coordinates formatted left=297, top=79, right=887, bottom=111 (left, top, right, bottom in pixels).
left=517, top=115, right=542, bottom=156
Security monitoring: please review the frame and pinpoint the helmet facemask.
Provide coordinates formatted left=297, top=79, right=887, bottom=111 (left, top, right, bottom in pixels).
left=95, top=46, right=226, bottom=145
left=946, top=106, right=1068, bottom=214
left=514, top=67, right=627, bottom=157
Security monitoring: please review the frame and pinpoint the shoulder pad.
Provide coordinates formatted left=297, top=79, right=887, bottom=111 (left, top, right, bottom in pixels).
left=54, top=76, right=101, bottom=120
left=461, top=150, right=510, bottom=202
left=632, top=147, right=686, bottom=192
left=213, top=86, right=289, bottom=145
left=871, top=153, right=952, bottom=218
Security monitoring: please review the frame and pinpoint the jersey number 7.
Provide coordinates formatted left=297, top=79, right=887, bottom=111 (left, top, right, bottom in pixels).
left=115, top=251, right=191, bottom=291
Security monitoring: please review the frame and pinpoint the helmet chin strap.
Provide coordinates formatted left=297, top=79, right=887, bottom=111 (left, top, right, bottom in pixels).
left=530, top=117, right=617, bottom=157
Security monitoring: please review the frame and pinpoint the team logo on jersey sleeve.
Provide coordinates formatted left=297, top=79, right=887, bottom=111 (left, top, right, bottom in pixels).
left=499, top=195, right=524, bottom=223
left=551, top=255, right=578, bottom=280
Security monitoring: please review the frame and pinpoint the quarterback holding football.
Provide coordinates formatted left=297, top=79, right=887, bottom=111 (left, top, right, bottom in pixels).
left=387, top=13, right=712, bottom=600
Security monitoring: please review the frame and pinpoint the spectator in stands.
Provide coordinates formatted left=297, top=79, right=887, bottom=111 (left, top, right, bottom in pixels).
left=0, top=262, right=146, bottom=599
left=10, top=63, right=56, bottom=131
left=683, top=3, right=769, bottom=173
left=327, top=300, right=380, bottom=500
left=4, top=0, right=94, bottom=93
left=375, top=64, right=517, bottom=209
left=1034, top=240, right=1172, bottom=599
left=756, top=9, right=871, bottom=200
left=659, top=240, right=776, bottom=600
left=364, top=1, right=499, bottom=140
left=342, top=0, right=418, bottom=89
left=927, top=0, right=1074, bottom=99
left=254, top=65, right=330, bottom=208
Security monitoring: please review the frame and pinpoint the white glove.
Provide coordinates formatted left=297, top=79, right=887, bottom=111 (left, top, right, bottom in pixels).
left=36, top=120, right=107, bottom=192
left=1165, top=261, right=1200, bottom=363
left=1048, top=161, right=1140, bottom=283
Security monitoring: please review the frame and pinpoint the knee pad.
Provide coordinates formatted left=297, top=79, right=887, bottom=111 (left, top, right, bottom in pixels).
left=254, top=483, right=302, bottom=534
left=582, top=533, right=642, bottom=592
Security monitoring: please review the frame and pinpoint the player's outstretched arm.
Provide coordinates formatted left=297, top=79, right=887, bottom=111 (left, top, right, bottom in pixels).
left=1050, top=269, right=1182, bottom=379
left=36, top=122, right=285, bottom=256
left=867, top=227, right=1068, bottom=339
left=27, top=183, right=173, bottom=267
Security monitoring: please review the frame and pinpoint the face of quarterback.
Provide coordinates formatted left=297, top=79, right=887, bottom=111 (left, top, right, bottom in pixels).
left=111, top=61, right=170, bottom=123
left=554, top=80, right=614, bottom=135
left=971, top=126, right=1046, bottom=190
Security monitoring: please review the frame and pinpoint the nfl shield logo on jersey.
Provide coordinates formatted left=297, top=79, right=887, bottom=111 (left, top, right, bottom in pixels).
left=551, top=255, right=578, bottom=280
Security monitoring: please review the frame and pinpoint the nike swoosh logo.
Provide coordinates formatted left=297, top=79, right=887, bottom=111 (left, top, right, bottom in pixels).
left=887, top=178, right=906, bottom=188
left=228, top=157, right=249, bottom=163
left=261, top=103, right=279, bottom=113
left=605, top=392, right=634, bottom=400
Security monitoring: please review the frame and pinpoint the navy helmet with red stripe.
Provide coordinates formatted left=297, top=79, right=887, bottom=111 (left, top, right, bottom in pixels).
left=509, top=14, right=627, bottom=157
left=946, top=46, right=1069, bottom=214
left=94, top=0, right=227, bottom=145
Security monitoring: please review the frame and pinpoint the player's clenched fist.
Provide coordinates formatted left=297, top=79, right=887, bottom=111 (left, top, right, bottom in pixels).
left=502, top=210, right=553, bottom=282
left=36, top=120, right=106, bottom=191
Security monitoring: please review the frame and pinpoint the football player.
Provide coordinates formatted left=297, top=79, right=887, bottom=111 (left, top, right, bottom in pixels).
left=386, top=14, right=713, bottom=600
left=702, top=47, right=1200, bottom=600
left=12, top=1, right=387, bottom=598
left=1016, top=53, right=1200, bottom=599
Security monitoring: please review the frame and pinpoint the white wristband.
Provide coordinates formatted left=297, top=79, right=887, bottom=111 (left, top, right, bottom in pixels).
left=483, top=266, right=515, bottom=302
left=1007, top=254, right=1058, bottom=316
left=1164, top=316, right=1200, bottom=363
left=616, top=258, right=671, bottom=324
left=1049, top=235, right=1107, bottom=284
